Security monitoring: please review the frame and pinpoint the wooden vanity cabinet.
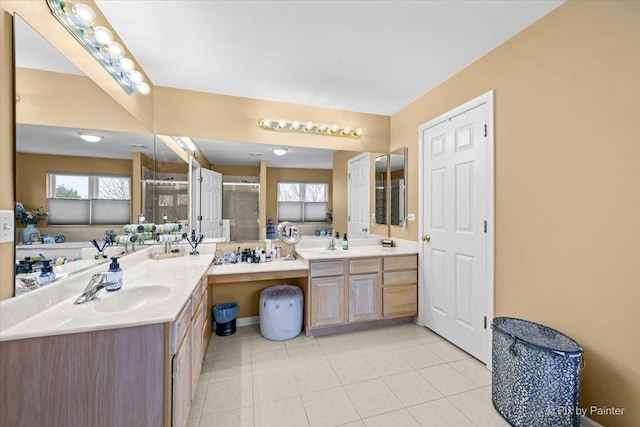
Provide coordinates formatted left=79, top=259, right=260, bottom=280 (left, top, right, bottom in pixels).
left=307, top=254, right=417, bottom=334
left=310, top=261, right=346, bottom=328
left=348, top=258, right=381, bottom=322
left=170, top=274, right=210, bottom=427
left=382, top=255, right=418, bottom=318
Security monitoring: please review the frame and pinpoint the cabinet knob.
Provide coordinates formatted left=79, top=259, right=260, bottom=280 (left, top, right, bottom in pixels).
left=422, top=235, right=431, bottom=242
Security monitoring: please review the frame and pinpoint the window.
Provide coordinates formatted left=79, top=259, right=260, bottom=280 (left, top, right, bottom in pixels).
left=277, top=182, right=328, bottom=223
left=47, top=172, right=131, bottom=225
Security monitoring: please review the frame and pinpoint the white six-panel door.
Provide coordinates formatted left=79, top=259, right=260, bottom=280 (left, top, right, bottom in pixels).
left=421, top=101, right=490, bottom=363
left=348, top=153, right=370, bottom=237
left=200, top=168, right=222, bottom=238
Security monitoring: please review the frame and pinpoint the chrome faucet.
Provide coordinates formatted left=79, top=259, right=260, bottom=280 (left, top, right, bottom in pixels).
left=73, top=272, right=115, bottom=304
left=15, top=276, right=40, bottom=295
left=325, top=232, right=338, bottom=250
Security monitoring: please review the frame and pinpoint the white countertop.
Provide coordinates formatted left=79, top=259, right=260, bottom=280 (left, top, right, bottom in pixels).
left=1, top=244, right=215, bottom=342
left=295, top=245, right=418, bottom=261
left=207, top=258, right=308, bottom=277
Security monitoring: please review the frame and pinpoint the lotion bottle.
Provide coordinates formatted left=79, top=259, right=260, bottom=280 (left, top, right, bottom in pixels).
left=342, top=233, right=349, bottom=250
left=106, top=257, right=123, bottom=291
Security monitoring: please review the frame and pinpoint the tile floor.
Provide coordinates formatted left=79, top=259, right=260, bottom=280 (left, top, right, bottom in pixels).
left=187, top=322, right=509, bottom=427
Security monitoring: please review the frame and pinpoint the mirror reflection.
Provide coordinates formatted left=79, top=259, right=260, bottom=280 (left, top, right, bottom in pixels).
left=13, top=15, right=157, bottom=294
left=374, top=155, right=388, bottom=225
left=390, top=147, right=407, bottom=226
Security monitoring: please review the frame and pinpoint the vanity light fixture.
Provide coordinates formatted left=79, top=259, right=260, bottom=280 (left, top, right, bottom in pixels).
left=259, top=118, right=362, bottom=139
left=77, top=132, right=103, bottom=143
left=171, top=136, right=196, bottom=152
left=273, top=148, right=288, bottom=156
left=46, top=0, right=151, bottom=96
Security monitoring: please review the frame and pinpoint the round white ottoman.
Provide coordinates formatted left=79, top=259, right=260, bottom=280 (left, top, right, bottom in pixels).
left=259, top=285, right=303, bottom=341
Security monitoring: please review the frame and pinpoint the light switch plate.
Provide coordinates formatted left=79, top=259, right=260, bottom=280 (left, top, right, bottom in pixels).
left=0, top=210, right=14, bottom=243
left=407, top=214, right=416, bottom=221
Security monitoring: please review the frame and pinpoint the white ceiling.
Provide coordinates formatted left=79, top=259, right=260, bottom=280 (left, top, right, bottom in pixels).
left=195, top=138, right=334, bottom=169
left=95, top=0, right=564, bottom=115
left=16, top=123, right=182, bottom=164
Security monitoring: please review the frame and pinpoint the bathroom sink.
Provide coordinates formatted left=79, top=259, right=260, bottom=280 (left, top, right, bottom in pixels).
left=91, top=285, right=172, bottom=312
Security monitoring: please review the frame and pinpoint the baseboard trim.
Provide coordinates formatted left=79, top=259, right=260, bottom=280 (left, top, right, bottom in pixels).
left=581, top=416, right=603, bottom=427
left=236, top=316, right=260, bottom=327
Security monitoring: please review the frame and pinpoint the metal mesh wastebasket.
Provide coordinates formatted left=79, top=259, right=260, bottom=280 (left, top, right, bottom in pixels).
left=492, top=317, right=583, bottom=427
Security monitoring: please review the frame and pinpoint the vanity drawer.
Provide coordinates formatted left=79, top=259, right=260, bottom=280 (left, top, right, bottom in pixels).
left=383, top=285, right=418, bottom=318
left=171, top=300, right=191, bottom=355
left=383, top=270, right=417, bottom=287
left=383, top=255, right=417, bottom=271
left=310, top=261, right=344, bottom=277
left=350, top=258, right=380, bottom=274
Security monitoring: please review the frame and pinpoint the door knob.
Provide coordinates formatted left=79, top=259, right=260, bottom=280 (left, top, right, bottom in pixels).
left=422, top=235, right=431, bottom=242
left=362, top=227, right=368, bottom=233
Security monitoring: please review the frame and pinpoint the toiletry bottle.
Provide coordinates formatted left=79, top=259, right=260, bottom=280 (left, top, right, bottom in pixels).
left=342, top=234, right=349, bottom=250
left=106, top=257, right=123, bottom=291
left=335, top=231, right=340, bottom=239
left=38, top=260, right=55, bottom=284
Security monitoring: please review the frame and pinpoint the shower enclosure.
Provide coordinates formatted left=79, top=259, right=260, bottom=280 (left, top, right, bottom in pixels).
left=222, top=180, right=260, bottom=241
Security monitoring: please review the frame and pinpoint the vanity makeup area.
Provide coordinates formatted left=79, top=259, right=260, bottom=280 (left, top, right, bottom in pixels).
left=0, top=5, right=416, bottom=427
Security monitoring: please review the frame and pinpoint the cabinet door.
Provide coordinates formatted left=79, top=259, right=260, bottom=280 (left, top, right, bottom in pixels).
left=349, top=273, right=380, bottom=322
left=383, top=285, right=418, bottom=318
left=310, top=276, right=346, bottom=328
left=172, top=332, right=192, bottom=427
left=191, top=302, right=203, bottom=400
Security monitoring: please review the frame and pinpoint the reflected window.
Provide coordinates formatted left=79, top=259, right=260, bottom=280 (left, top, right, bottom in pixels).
left=47, top=172, right=130, bottom=225
left=278, top=182, right=328, bottom=223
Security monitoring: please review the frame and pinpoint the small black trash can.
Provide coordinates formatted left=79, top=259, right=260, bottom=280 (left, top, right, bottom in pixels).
left=213, top=302, right=240, bottom=336
left=492, top=317, right=583, bottom=427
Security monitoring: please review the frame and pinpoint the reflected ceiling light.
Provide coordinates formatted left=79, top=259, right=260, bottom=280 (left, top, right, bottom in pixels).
left=259, top=119, right=362, bottom=139
left=77, top=132, right=103, bottom=143
left=273, top=148, right=288, bottom=156
left=47, top=0, right=151, bottom=95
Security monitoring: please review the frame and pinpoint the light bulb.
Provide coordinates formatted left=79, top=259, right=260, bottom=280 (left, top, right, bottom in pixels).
left=355, top=128, right=363, bottom=136
left=291, top=121, right=300, bottom=130
left=103, top=42, right=125, bottom=60
left=304, top=121, right=314, bottom=131
left=128, top=70, right=143, bottom=84
left=136, top=82, right=151, bottom=95
left=330, top=124, right=339, bottom=133
left=278, top=119, right=287, bottom=129
left=317, top=123, right=327, bottom=132
left=118, top=58, right=135, bottom=72
left=343, top=127, right=351, bottom=135
left=273, top=148, right=288, bottom=156
left=71, top=3, right=96, bottom=26
left=93, top=26, right=113, bottom=45
left=261, top=119, right=271, bottom=128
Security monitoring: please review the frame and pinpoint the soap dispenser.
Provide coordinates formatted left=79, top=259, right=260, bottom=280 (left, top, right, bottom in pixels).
left=342, top=233, right=349, bottom=250
left=38, top=260, right=55, bottom=284
left=106, top=257, right=123, bottom=291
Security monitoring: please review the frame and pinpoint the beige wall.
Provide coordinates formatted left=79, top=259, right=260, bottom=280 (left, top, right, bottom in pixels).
left=212, top=165, right=260, bottom=177
left=265, top=167, right=333, bottom=224
left=391, top=2, right=640, bottom=425
left=154, top=86, right=390, bottom=154
left=16, top=68, right=149, bottom=134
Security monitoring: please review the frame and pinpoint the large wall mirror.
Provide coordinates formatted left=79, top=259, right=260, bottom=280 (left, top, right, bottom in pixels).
left=390, top=147, right=407, bottom=226
left=374, top=154, right=388, bottom=225
left=13, top=15, right=158, bottom=294
left=187, top=138, right=337, bottom=243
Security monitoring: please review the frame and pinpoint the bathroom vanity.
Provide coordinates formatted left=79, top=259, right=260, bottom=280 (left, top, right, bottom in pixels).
left=295, top=246, right=418, bottom=335
left=0, top=245, right=215, bottom=427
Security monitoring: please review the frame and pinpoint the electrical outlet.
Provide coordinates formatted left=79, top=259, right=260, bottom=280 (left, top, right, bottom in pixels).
left=407, top=214, right=416, bottom=221
left=0, top=210, right=14, bottom=243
